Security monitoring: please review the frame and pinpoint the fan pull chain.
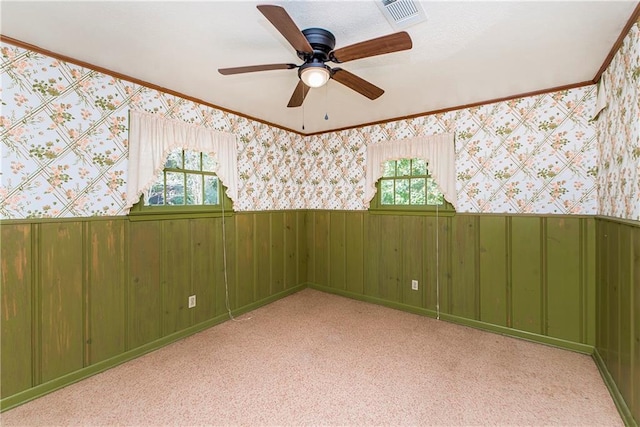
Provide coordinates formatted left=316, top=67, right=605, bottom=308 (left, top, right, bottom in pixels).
left=324, top=83, right=329, bottom=121
left=302, top=102, right=305, bottom=130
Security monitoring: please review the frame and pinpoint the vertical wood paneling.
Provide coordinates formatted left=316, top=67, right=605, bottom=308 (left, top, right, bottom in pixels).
left=329, top=212, right=346, bottom=290
left=255, top=214, right=271, bottom=300
left=546, top=218, right=582, bottom=343
left=345, top=212, right=364, bottom=294
left=597, top=220, right=610, bottom=361
left=314, top=212, right=329, bottom=287
left=606, top=221, right=620, bottom=380
left=1, top=211, right=308, bottom=407
left=284, top=212, right=298, bottom=289
left=618, top=224, right=632, bottom=409
left=87, top=220, right=125, bottom=364
left=596, top=218, right=640, bottom=424
left=190, top=218, right=216, bottom=324
left=439, top=217, right=452, bottom=315
left=633, top=226, right=640, bottom=423
left=424, top=217, right=453, bottom=313
left=2, top=211, right=610, bottom=411
left=378, top=215, right=401, bottom=302
left=128, top=221, right=162, bottom=349
left=271, top=213, right=285, bottom=293
left=1, top=224, right=32, bottom=397
left=297, top=211, right=308, bottom=284
left=479, top=216, right=508, bottom=327
left=583, top=218, right=596, bottom=347
left=235, top=214, right=255, bottom=308
left=402, top=216, right=423, bottom=307
left=450, top=215, right=478, bottom=318
left=424, top=217, right=439, bottom=311
left=363, top=214, right=380, bottom=298
left=214, top=215, right=236, bottom=316
left=162, top=220, right=191, bottom=334
left=39, top=222, right=84, bottom=382
left=305, top=212, right=316, bottom=283
left=511, top=217, right=542, bottom=334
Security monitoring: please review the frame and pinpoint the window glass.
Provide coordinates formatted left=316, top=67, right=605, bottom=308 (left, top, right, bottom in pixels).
left=397, top=159, right=411, bottom=176
left=395, top=179, right=410, bottom=205
left=164, top=149, right=182, bottom=169
left=382, top=160, right=396, bottom=178
left=140, top=149, right=227, bottom=211
left=186, top=173, right=202, bottom=205
left=184, top=151, right=200, bottom=171
left=411, top=159, right=427, bottom=176
left=381, top=180, right=394, bottom=205
left=426, top=178, right=444, bottom=205
left=147, top=178, right=165, bottom=206
left=165, top=172, right=184, bottom=205
left=202, top=153, right=217, bottom=172
left=371, top=157, right=452, bottom=212
left=410, top=178, right=426, bottom=204
left=204, top=176, right=219, bottom=205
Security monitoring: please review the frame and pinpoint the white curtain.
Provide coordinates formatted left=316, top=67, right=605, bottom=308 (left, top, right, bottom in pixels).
left=593, top=78, right=608, bottom=120
left=365, top=133, right=457, bottom=209
left=125, top=110, right=238, bottom=211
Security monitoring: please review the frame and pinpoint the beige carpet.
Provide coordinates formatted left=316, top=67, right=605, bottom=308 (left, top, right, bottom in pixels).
left=1, top=288, right=622, bottom=426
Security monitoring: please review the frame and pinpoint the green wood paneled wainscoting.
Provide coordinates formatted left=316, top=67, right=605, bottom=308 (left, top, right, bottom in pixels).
left=2, top=211, right=637, bottom=424
left=595, top=216, right=640, bottom=426
left=0, top=211, right=308, bottom=411
left=306, top=211, right=596, bottom=353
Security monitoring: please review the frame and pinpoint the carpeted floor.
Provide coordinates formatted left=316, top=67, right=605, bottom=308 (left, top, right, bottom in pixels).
left=1, top=288, right=622, bottom=426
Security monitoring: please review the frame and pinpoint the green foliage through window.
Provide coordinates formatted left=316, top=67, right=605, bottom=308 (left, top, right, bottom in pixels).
left=144, top=149, right=221, bottom=207
left=372, top=158, right=454, bottom=213
left=380, top=158, right=443, bottom=205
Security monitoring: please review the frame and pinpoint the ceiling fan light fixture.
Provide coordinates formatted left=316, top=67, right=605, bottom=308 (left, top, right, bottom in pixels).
left=299, top=63, right=331, bottom=88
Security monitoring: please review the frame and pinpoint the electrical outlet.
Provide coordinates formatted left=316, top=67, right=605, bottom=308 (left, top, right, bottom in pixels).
left=188, top=295, right=196, bottom=308
left=411, top=280, right=419, bottom=291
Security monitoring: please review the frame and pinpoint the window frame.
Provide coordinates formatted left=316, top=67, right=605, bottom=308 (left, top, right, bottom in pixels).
left=369, top=158, right=456, bottom=216
left=128, top=149, right=233, bottom=221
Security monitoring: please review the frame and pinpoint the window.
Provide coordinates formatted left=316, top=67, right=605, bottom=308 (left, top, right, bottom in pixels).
left=129, top=148, right=232, bottom=218
left=370, top=158, right=454, bottom=213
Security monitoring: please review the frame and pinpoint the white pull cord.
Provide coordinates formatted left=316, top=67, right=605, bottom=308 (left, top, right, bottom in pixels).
left=220, top=189, right=250, bottom=322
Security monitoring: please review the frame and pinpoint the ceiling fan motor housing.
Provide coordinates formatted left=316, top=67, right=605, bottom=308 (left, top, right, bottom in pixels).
left=299, top=28, right=336, bottom=62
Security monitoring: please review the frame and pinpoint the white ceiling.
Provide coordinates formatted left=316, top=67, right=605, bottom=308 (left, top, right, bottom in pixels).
left=1, top=1, right=637, bottom=134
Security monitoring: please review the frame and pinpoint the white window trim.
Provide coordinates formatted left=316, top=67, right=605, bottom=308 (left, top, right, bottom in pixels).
left=365, top=133, right=457, bottom=210
left=125, top=110, right=238, bottom=212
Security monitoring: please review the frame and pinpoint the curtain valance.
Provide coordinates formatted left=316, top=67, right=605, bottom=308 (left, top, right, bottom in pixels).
left=365, top=133, right=457, bottom=209
left=125, top=110, right=238, bottom=211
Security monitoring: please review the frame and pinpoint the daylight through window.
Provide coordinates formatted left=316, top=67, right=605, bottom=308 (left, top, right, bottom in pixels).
left=145, top=149, right=220, bottom=206
left=378, top=158, right=445, bottom=206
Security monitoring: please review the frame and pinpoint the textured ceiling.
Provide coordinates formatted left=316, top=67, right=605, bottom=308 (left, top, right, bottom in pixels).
left=1, top=1, right=638, bottom=134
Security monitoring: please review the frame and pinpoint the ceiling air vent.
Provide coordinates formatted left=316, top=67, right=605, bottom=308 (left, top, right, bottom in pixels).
left=377, top=0, right=427, bottom=30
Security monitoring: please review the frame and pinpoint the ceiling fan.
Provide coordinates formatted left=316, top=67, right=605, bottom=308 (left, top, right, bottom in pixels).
left=218, top=4, right=413, bottom=108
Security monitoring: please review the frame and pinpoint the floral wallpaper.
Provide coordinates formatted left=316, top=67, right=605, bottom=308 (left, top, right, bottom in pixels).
left=596, top=19, right=640, bottom=221
left=1, top=40, right=600, bottom=218
left=0, top=43, right=305, bottom=217
left=306, top=87, right=598, bottom=213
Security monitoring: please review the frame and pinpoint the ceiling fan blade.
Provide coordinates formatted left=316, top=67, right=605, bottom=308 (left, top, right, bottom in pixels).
left=330, top=32, right=412, bottom=63
left=331, top=68, right=384, bottom=100
left=257, top=5, right=313, bottom=54
left=287, top=80, right=311, bottom=108
left=218, top=63, right=297, bottom=75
